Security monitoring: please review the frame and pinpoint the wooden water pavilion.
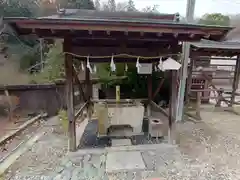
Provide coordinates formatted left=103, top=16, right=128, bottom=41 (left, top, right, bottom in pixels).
left=185, top=39, right=240, bottom=120
left=4, top=9, right=232, bottom=151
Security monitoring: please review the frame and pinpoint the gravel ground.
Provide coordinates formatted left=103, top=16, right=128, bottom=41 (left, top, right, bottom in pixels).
left=177, top=109, right=240, bottom=179
left=0, top=118, right=42, bottom=162
left=3, top=109, right=240, bottom=180
left=3, top=116, right=68, bottom=180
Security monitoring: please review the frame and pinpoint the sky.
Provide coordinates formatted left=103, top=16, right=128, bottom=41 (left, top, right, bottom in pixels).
left=115, top=0, right=240, bottom=17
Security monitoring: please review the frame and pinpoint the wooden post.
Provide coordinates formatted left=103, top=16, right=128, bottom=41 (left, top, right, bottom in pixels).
left=168, top=70, right=177, bottom=144
left=230, top=55, right=240, bottom=107
left=147, top=74, right=152, bottom=117
left=64, top=37, right=76, bottom=152
left=85, top=63, right=91, bottom=120
left=196, top=91, right=201, bottom=119
left=4, top=89, right=13, bottom=121
left=216, top=88, right=224, bottom=107
left=186, top=58, right=194, bottom=105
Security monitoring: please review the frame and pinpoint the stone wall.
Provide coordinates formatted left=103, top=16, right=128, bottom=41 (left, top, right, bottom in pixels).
left=0, top=83, right=87, bottom=116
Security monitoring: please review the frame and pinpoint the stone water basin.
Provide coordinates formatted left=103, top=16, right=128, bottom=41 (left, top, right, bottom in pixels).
left=95, top=100, right=144, bottom=136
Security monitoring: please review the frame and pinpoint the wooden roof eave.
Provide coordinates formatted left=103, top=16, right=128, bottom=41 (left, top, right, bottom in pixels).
left=4, top=18, right=232, bottom=41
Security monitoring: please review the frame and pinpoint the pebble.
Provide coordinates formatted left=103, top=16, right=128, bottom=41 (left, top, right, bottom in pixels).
left=83, top=154, right=91, bottom=162
left=55, top=166, right=64, bottom=174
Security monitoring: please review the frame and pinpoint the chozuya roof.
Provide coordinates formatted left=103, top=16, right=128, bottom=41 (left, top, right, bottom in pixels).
left=39, top=9, right=180, bottom=22
left=3, top=9, right=233, bottom=41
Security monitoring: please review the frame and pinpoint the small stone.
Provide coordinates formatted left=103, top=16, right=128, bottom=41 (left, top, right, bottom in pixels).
left=65, top=161, right=73, bottom=168
left=61, top=169, right=72, bottom=180
left=83, top=154, right=91, bottom=162
left=60, top=158, right=70, bottom=166
left=71, top=168, right=84, bottom=180
left=142, top=151, right=156, bottom=170
left=53, top=174, right=62, bottom=180
left=74, top=160, right=83, bottom=167
left=83, top=164, right=99, bottom=179
left=71, top=157, right=84, bottom=167
left=149, top=151, right=155, bottom=156
left=55, top=166, right=64, bottom=173
left=90, top=155, right=101, bottom=168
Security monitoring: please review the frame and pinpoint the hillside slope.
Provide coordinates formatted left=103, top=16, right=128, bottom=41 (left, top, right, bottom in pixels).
left=0, top=54, right=30, bottom=85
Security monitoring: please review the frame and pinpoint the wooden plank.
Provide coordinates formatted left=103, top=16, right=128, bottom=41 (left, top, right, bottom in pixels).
left=0, top=131, right=46, bottom=175
left=64, top=37, right=76, bottom=152
left=190, top=96, right=232, bottom=100
left=92, top=99, right=148, bottom=103
left=0, top=113, right=46, bottom=146
left=190, top=88, right=228, bottom=92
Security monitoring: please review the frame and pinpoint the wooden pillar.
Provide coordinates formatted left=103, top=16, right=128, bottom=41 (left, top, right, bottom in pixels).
left=168, top=70, right=177, bottom=144
left=85, top=65, right=91, bottom=100
left=186, top=57, right=194, bottom=105
left=196, top=91, right=201, bottom=119
left=64, top=37, right=76, bottom=152
left=147, top=74, right=152, bottom=117
left=230, top=55, right=240, bottom=107
left=85, top=63, right=91, bottom=120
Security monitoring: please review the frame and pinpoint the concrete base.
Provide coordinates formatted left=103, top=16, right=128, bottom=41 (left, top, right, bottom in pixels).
left=95, top=102, right=144, bottom=136
left=107, top=104, right=144, bottom=134
left=148, top=117, right=164, bottom=138
left=106, top=151, right=146, bottom=173
left=111, top=139, right=132, bottom=147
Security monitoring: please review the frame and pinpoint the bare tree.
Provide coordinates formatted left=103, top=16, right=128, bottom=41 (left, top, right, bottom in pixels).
left=142, top=5, right=159, bottom=13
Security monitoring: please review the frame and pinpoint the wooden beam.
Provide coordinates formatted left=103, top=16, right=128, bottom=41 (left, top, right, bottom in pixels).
left=71, top=46, right=181, bottom=60
left=230, top=55, right=240, bottom=107
left=64, top=37, right=76, bottom=152
left=152, top=78, right=164, bottom=99
left=17, top=22, right=214, bottom=35
left=150, top=101, right=169, bottom=117
left=75, top=101, right=88, bottom=120
left=72, top=64, right=87, bottom=102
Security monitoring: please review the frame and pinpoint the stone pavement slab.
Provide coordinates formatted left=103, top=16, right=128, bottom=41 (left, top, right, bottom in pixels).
left=106, top=151, right=146, bottom=173
left=111, top=139, right=132, bottom=147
